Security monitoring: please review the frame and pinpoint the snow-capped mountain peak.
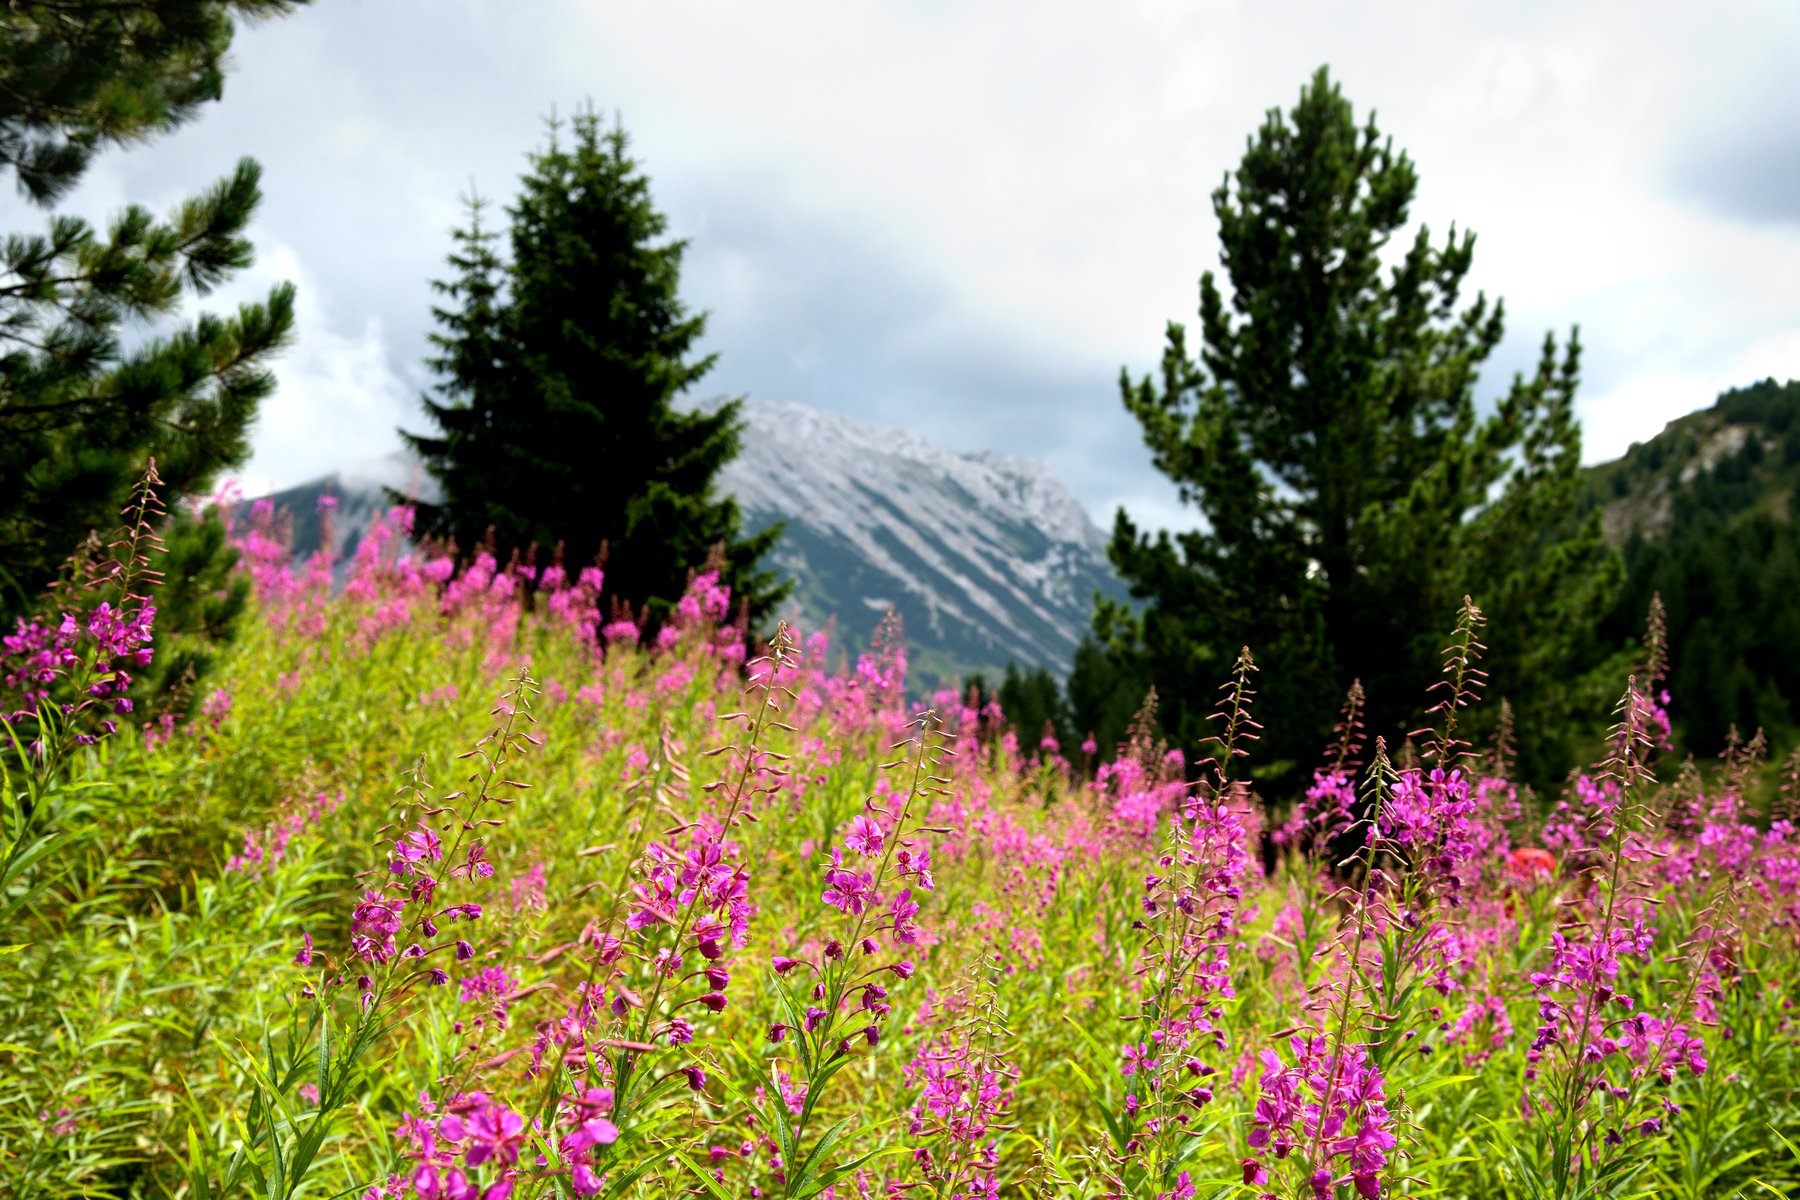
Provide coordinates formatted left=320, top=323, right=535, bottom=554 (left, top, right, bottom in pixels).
left=716, top=399, right=1125, bottom=682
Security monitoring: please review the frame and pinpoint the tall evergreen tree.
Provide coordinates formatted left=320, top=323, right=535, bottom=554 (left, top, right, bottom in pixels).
left=0, top=0, right=304, bottom=618
left=405, top=192, right=509, bottom=543
left=1098, top=66, right=1620, bottom=788
left=405, top=110, right=787, bottom=630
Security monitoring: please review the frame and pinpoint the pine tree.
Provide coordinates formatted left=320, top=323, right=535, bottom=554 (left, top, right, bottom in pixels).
left=0, top=0, right=304, bottom=618
left=2, top=0, right=305, bottom=204
left=405, top=110, right=787, bottom=630
left=1098, top=66, right=1620, bottom=787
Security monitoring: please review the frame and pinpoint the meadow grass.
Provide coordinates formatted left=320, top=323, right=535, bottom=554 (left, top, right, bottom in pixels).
left=3, top=503, right=1798, bottom=1200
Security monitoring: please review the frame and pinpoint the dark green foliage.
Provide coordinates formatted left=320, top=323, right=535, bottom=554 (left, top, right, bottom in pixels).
left=0, top=0, right=303, bottom=623
left=1614, top=479, right=1800, bottom=756
left=1, top=0, right=305, bottom=205
left=1097, top=66, right=1621, bottom=790
left=1584, top=378, right=1800, bottom=757
left=404, top=110, right=787, bottom=631
left=1715, top=377, right=1800, bottom=430
left=998, top=663, right=1073, bottom=755
left=1065, top=635, right=1147, bottom=761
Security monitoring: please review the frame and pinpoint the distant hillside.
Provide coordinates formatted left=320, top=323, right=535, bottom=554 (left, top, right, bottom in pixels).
left=260, top=398, right=1128, bottom=688
left=1584, top=377, right=1800, bottom=547
left=1581, top=378, right=1800, bottom=755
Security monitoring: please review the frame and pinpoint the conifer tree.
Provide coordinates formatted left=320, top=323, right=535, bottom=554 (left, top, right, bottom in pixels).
left=1098, top=66, right=1620, bottom=786
left=1065, top=635, right=1147, bottom=760
left=403, top=192, right=508, bottom=543
left=405, top=109, right=786, bottom=630
left=0, top=0, right=305, bottom=619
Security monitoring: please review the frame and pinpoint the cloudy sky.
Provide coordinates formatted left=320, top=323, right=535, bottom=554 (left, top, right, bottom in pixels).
left=49, top=0, right=1800, bottom=531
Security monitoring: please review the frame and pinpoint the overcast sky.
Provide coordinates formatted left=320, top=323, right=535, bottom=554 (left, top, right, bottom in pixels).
left=44, top=0, right=1800, bottom=532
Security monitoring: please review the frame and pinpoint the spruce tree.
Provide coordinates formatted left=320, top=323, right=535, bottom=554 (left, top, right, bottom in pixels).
left=404, top=192, right=509, bottom=544
left=405, top=109, right=786, bottom=630
left=0, top=0, right=304, bottom=618
left=1098, top=66, right=1620, bottom=787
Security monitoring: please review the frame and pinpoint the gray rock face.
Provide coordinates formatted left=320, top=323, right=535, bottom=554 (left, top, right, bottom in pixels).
left=715, top=399, right=1127, bottom=685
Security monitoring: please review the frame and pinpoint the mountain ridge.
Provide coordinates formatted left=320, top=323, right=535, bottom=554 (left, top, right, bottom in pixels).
left=1582, top=377, right=1800, bottom=545
left=259, top=397, right=1129, bottom=688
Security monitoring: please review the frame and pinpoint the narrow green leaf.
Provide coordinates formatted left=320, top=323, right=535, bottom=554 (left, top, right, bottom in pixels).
left=672, top=1148, right=734, bottom=1200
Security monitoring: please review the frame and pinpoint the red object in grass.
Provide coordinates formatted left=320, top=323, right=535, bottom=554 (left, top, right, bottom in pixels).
left=1507, top=847, right=1557, bottom=883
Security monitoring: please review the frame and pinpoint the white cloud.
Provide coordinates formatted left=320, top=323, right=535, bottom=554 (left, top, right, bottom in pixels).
left=1582, top=327, right=1800, bottom=461
left=45, top=0, right=1796, bottom=526
left=191, top=241, right=414, bottom=494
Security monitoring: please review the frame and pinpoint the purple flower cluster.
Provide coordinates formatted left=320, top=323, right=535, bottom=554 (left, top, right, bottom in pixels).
left=1275, top=769, right=1357, bottom=857
left=1125, top=791, right=1252, bottom=1125
left=385, top=1090, right=532, bottom=1200
left=617, top=823, right=752, bottom=1048
left=1, top=600, right=155, bottom=736
left=1527, top=917, right=1707, bottom=1090
left=1246, top=1036, right=1397, bottom=1199
left=1377, top=767, right=1478, bottom=902
left=556, top=1085, right=622, bottom=1194
left=905, top=1031, right=1013, bottom=1198
left=339, top=817, right=487, bottom=996
left=779, top=796, right=936, bottom=1052
left=225, top=791, right=344, bottom=876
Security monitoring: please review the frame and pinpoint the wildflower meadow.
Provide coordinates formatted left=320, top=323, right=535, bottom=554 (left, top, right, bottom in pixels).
left=5, top=489, right=1800, bottom=1200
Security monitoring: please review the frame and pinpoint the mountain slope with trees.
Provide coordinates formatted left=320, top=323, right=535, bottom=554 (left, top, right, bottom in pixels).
left=1586, top=377, right=1800, bottom=756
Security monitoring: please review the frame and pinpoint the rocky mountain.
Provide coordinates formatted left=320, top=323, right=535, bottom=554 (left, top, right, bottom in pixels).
left=262, top=398, right=1129, bottom=687
left=717, top=399, right=1129, bottom=686
left=1583, top=377, right=1800, bottom=547
left=1579, top=377, right=1800, bottom=755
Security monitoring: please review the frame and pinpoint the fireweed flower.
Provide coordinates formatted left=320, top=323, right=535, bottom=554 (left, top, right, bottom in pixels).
left=1520, top=678, right=1716, bottom=1194
left=1376, top=767, right=1479, bottom=905
left=1094, top=750, right=1188, bottom=844
left=1251, top=605, right=1498, bottom=1200
left=755, top=707, right=951, bottom=1194
left=903, top=979, right=1019, bottom=1200
left=842, top=812, right=886, bottom=856
left=389, top=1091, right=530, bottom=1200
left=228, top=791, right=345, bottom=877
left=2, top=466, right=162, bottom=770
left=533, top=627, right=798, bottom=1185
left=280, top=675, right=541, bottom=1196
left=821, top=849, right=877, bottom=914
left=1274, top=768, right=1358, bottom=858
left=1111, top=651, right=1260, bottom=1194
left=1245, top=1035, right=1396, bottom=1199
